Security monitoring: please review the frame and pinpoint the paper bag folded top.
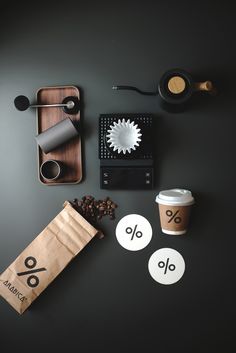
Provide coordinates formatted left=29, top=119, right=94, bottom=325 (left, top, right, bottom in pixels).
left=0, top=201, right=98, bottom=314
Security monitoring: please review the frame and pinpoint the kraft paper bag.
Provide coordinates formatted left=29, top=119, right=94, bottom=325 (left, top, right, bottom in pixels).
left=0, top=201, right=98, bottom=314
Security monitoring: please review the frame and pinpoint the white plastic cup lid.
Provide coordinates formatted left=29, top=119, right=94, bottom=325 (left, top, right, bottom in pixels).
left=155, top=188, right=194, bottom=206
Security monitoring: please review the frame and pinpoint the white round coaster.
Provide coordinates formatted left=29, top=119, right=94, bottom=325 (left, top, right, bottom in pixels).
left=116, top=214, right=153, bottom=251
left=148, top=248, right=185, bottom=285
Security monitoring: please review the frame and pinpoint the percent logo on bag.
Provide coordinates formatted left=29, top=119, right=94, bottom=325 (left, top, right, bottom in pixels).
left=17, top=257, right=46, bottom=288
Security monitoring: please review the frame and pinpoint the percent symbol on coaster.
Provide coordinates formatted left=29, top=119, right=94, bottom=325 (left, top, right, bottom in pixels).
left=17, top=256, right=46, bottom=288
left=126, top=224, right=143, bottom=240
left=158, top=258, right=176, bottom=274
left=116, top=214, right=152, bottom=251
left=166, top=210, right=182, bottom=223
left=148, top=248, right=185, bottom=285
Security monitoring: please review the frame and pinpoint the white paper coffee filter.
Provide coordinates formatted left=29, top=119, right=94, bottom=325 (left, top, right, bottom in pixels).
left=106, top=119, right=142, bottom=154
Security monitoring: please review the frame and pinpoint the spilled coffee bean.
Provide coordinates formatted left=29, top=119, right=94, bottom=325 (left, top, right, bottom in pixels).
left=71, top=196, right=118, bottom=224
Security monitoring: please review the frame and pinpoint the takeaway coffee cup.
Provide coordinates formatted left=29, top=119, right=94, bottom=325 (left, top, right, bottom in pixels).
left=155, top=189, right=195, bottom=235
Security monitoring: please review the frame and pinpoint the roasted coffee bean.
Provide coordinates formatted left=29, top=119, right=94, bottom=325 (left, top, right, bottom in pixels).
left=71, top=195, right=118, bottom=225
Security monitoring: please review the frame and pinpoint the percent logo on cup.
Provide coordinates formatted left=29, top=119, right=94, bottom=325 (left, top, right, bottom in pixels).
left=148, top=248, right=185, bottom=285
left=116, top=214, right=152, bottom=251
left=166, top=209, right=181, bottom=224
left=17, top=256, right=46, bottom=288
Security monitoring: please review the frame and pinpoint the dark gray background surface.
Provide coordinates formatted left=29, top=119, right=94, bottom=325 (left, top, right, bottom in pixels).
left=0, top=1, right=235, bottom=352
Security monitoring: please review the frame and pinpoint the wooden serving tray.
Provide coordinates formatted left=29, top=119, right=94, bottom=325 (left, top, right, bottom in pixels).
left=36, top=86, right=82, bottom=185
